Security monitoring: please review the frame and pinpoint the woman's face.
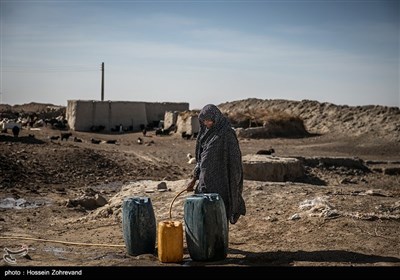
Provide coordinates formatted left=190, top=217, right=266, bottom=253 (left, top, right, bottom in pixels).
left=203, top=119, right=214, bottom=129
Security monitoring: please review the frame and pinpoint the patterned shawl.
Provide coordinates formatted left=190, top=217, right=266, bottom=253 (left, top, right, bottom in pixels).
left=193, top=104, right=246, bottom=224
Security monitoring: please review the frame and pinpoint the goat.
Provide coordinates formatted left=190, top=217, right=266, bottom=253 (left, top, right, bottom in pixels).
left=105, top=139, right=117, bottom=144
left=155, top=128, right=165, bottom=136
left=12, top=126, right=20, bottom=138
left=49, top=135, right=60, bottom=141
left=60, top=132, right=72, bottom=141
left=181, top=132, right=192, bottom=140
left=91, top=138, right=101, bottom=144
left=73, top=137, right=83, bottom=142
left=187, top=153, right=196, bottom=164
left=137, top=137, right=143, bottom=145
left=155, top=124, right=176, bottom=136
left=256, top=148, right=275, bottom=155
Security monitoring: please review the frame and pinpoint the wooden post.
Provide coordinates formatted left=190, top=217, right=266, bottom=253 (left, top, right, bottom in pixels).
left=101, top=62, right=104, bottom=101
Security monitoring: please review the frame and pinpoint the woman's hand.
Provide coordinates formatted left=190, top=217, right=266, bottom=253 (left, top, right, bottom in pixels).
left=186, top=178, right=196, bottom=192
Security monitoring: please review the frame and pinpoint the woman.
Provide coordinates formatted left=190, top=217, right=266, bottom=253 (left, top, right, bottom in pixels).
left=186, top=104, right=246, bottom=224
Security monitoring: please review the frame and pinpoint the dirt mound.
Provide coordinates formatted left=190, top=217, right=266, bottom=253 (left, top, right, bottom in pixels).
left=218, top=98, right=400, bottom=141
left=0, top=102, right=64, bottom=113
left=0, top=102, right=65, bottom=119
left=0, top=141, right=185, bottom=190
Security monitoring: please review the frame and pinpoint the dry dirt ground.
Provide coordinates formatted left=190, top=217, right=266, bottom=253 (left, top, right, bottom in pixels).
left=1, top=125, right=400, bottom=271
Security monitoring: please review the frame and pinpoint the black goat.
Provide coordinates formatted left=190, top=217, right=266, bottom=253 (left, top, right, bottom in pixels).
left=181, top=132, right=192, bottom=140
left=105, top=139, right=117, bottom=144
left=256, top=148, right=275, bottom=155
left=91, top=138, right=101, bottom=144
left=12, top=126, right=20, bottom=138
left=61, top=132, right=72, bottom=141
left=155, top=124, right=176, bottom=136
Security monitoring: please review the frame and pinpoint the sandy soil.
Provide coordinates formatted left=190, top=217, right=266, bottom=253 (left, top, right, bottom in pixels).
left=1, top=122, right=399, bottom=271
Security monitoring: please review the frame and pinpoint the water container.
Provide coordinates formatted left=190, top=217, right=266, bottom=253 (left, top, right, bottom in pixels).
left=122, top=196, right=156, bottom=256
left=184, top=193, right=228, bottom=261
left=157, top=221, right=183, bottom=263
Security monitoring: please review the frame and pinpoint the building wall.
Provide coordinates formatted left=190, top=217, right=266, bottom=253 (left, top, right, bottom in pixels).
left=176, top=114, right=199, bottom=135
left=67, top=100, right=189, bottom=132
left=66, top=100, right=78, bottom=130
left=164, top=111, right=179, bottom=130
left=190, top=116, right=200, bottom=135
left=145, top=102, right=189, bottom=123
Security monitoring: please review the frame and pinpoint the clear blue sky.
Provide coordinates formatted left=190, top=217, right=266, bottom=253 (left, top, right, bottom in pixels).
left=1, top=0, right=399, bottom=109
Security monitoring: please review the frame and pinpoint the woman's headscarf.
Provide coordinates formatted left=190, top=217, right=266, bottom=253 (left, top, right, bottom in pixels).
left=195, top=104, right=230, bottom=161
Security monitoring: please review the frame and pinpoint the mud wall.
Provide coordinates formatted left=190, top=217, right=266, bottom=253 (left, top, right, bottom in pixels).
left=176, top=114, right=200, bottom=135
left=67, top=100, right=188, bottom=132
left=145, top=102, right=189, bottom=124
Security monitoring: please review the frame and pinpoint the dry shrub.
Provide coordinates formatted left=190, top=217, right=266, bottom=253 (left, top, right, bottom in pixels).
left=227, top=108, right=267, bottom=128
left=227, top=108, right=298, bottom=128
left=225, top=108, right=309, bottom=138
left=263, top=110, right=302, bottom=126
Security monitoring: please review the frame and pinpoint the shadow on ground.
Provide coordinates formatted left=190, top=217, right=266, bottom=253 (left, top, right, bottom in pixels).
left=185, top=249, right=400, bottom=266
left=0, top=135, right=46, bottom=144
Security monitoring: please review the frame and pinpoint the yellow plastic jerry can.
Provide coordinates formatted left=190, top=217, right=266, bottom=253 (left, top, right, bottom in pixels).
left=157, top=220, right=183, bottom=263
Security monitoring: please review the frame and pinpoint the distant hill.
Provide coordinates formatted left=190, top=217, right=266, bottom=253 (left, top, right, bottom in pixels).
left=0, top=102, right=64, bottom=113
left=218, top=98, right=400, bottom=141
left=0, top=102, right=65, bottom=119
